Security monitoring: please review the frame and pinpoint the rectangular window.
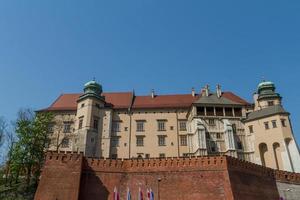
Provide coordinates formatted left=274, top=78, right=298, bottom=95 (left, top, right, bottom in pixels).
left=63, top=122, right=72, bottom=133
left=268, top=101, right=274, bottom=106
left=48, top=123, right=55, bottom=133
left=234, top=108, right=242, bottom=117
left=136, top=136, right=144, bottom=146
left=158, top=135, right=166, bottom=146
left=237, top=141, right=243, bottom=150
left=225, top=107, right=233, bottom=116
left=272, top=120, right=277, bottom=128
left=111, top=154, right=117, bottom=159
left=136, top=120, right=145, bottom=132
left=157, top=120, right=166, bottom=131
left=206, top=107, right=214, bottom=116
left=78, top=117, right=83, bottom=129
left=216, top=107, right=224, bottom=116
left=208, top=119, right=215, bottom=126
left=145, top=154, right=150, bottom=159
left=197, top=107, right=205, bottom=116
left=232, top=124, right=237, bottom=134
left=179, top=121, right=187, bottom=131
left=112, top=121, right=120, bottom=132
left=249, top=125, right=254, bottom=133
left=180, top=135, right=187, bottom=146
left=216, top=133, right=221, bottom=139
left=264, top=122, right=269, bottom=130
left=281, top=119, right=287, bottom=127
left=159, top=153, right=165, bottom=158
left=61, top=138, right=69, bottom=148
left=111, top=137, right=119, bottom=147
left=93, top=119, right=99, bottom=130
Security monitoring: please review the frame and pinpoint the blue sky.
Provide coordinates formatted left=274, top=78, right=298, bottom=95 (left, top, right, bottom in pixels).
left=0, top=1, right=300, bottom=141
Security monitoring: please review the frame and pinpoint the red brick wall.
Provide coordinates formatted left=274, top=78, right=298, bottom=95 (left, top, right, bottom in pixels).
left=34, top=152, right=83, bottom=200
left=35, top=152, right=300, bottom=200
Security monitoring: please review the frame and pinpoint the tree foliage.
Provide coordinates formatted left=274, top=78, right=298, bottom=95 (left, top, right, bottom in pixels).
left=7, top=109, right=53, bottom=188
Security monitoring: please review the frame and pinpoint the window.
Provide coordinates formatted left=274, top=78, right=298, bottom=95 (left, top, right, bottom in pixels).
left=281, top=119, right=287, bottom=127
left=268, top=101, right=274, bottom=106
left=170, top=126, right=174, bottom=130
left=81, top=103, right=85, bottom=108
left=78, top=117, right=83, bottom=129
left=158, top=135, right=166, bottom=146
left=48, top=123, right=55, bottom=133
left=179, top=121, right=187, bottom=131
left=272, top=120, right=277, bottom=128
left=216, top=133, right=221, bottom=139
left=159, top=153, right=165, bottom=158
left=197, top=107, right=205, bottom=115
left=180, top=135, right=187, bottom=146
left=210, top=141, right=216, bottom=152
left=111, top=154, right=117, bottom=159
left=183, top=153, right=189, bottom=157
left=145, top=154, right=150, bottom=159
left=232, top=124, right=237, bottom=134
left=136, top=136, right=144, bottom=146
left=264, top=122, right=269, bottom=130
left=157, top=120, right=166, bottom=131
left=95, top=103, right=100, bottom=108
left=63, top=122, right=72, bottom=133
left=136, top=120, right=145, bottom=132
left=124, top=127, right=128, bottom=131
left=225, top=107, right=233, bottom=116
left=111, top=137, right=119, bottom=147
left=234, top=108, right=242, bottom=117
left=61, top=138, right=69, bottom=148
left=249, top=125, right=254, bottom=133
left=206, top=107, right=214, bottom=116
left=205, top=132, right=210, bottom=139
left=237, top=141, right=243, bottom=150
left=112, top=121, right=120, bottom=132
left=93, top=119, right=99, bottom=130
left=91, top=138, right=94, bottom=143
left=208, top=119, right=215, bottom=126
left=216, top=107, right=224, bottom=116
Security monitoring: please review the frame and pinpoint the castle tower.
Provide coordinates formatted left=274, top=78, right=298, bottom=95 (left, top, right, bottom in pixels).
left=245, top=81, right=300, bottom=172
left=74, top=80, right=112, bottom=158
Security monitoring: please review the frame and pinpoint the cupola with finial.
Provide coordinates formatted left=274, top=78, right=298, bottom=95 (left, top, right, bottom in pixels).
left=78, top=79, right=104, bottom=101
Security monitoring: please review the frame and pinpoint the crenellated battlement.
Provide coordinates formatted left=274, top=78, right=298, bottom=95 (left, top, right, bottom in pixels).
left=45, top=151, right=83, bottom=164
left=83, top=155, right=227, bottom=172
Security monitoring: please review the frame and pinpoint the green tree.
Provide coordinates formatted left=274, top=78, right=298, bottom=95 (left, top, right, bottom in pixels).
left=9, top=109, right=53, bottom=188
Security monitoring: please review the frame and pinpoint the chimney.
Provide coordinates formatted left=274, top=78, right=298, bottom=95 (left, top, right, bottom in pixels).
left=151, top=89, right=155, bottom=98
left=191, top=87, right=195, bottom=97
left=216, top=84, right=222, bottom=98
left=204, top=85, right=210, bottom=97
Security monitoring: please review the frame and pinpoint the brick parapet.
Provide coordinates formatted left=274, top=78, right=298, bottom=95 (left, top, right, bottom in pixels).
left=83, top=156, right=227, bottom=173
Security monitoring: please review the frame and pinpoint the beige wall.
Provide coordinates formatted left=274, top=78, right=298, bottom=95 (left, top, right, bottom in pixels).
left=245, top=114, right=292, bottom=170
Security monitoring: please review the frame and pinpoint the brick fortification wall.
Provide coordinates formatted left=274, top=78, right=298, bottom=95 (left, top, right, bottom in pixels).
left=35, top=152, right=300, bottom=200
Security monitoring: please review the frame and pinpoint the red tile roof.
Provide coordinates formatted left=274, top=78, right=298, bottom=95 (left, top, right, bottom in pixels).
left=132, top=94, right=198, bottom=109
left=40, top=91, right=249, bottom=111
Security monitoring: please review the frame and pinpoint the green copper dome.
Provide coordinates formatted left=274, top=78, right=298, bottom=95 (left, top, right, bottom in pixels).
left=83, top=80, right=102, bottom=95
left=257, top=80, right=281, bottom=100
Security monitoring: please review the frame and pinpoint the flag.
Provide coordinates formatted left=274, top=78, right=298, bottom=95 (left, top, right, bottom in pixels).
left=150, top=188, right=154, bottom=200
left=113, top=187, right=120, bottom=200
left=138, top=187, right=144, bottom=200
left=147, top=189, right=150, bottom=200
left=127, top=187, right=131, bottom=200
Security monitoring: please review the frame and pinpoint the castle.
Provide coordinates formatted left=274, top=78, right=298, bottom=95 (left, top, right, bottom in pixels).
left=39, top=80, right=300, bottom=173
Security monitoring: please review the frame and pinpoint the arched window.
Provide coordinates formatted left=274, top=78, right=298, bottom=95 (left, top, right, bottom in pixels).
left=259, top=143, right=268, bottom=167
left=284, top=138, right=295, bottom=172
left=273, top=142, right=280, bottom=170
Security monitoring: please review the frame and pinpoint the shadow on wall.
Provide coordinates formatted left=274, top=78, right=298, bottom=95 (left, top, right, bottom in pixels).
left=79, top=169, right=109, bottom=200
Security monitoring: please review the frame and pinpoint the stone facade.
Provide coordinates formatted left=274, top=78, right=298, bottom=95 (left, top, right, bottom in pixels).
left=39, top=80, right=300, bottom=173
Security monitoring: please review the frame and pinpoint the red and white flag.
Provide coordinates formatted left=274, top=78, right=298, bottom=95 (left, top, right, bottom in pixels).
left=113, top=187, right=120, bottom=200
left=138, top=187, right=144, bottom=200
